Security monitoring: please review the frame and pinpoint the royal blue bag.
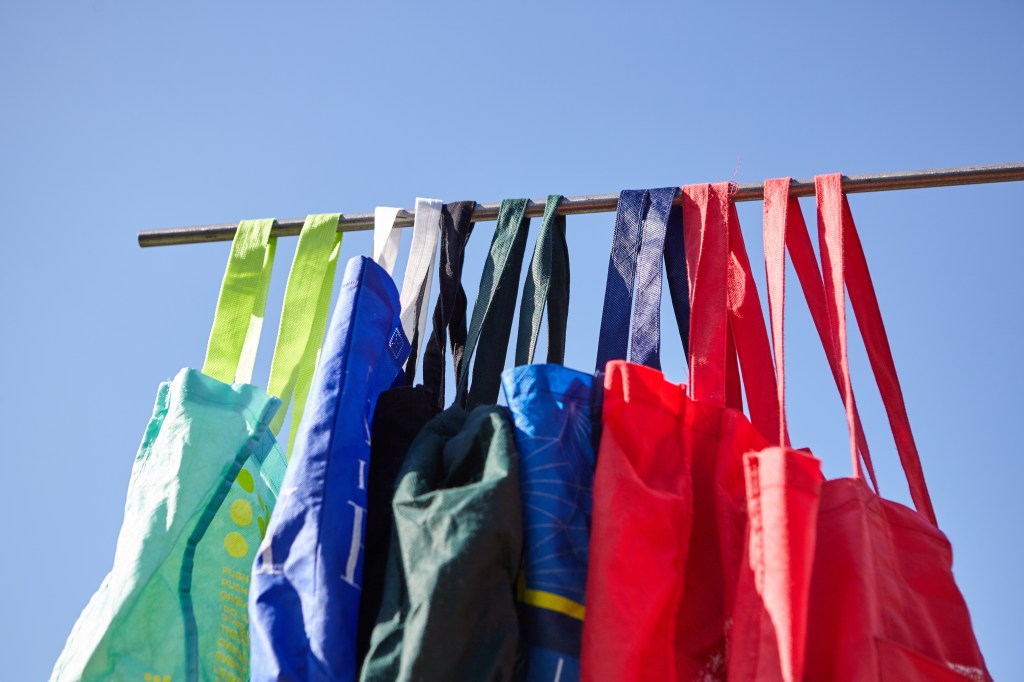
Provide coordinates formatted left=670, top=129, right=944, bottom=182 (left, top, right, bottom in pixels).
left=249, top=256, right=411, bottom=681
left=501, top=187, right=690, bottom=681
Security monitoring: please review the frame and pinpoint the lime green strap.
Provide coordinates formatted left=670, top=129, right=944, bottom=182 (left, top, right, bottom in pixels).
left=286, top=232, right=343, bottom=455
left=237, top=238, right=277, bottom=384
left=267, top=214, right=342, bottom=442
left=202, top=219, right=277, bottom=384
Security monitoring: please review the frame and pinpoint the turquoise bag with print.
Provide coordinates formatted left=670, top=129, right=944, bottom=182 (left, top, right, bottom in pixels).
left=50, top=216, right=342, bottom=681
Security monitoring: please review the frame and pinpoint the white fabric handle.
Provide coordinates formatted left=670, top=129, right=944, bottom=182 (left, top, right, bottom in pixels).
left=373, top=206, right=403, bottom=275
left=399, top=197, right=442, bottom=360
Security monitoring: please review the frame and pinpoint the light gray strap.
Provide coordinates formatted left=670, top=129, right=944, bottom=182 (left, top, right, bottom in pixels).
left=398, top=197, right=442, bottom=358
left=372, top=206, right=402, bottom=275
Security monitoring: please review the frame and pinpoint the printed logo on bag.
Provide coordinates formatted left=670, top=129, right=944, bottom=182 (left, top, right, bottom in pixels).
left=388, top=327, right=405, bottom=359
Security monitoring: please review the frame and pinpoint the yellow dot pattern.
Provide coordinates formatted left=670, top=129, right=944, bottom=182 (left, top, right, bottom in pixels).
left=236, top=468, right=255, bottom=493
left=230, top=499, right=253, bottom=527
left=224, top=532, right=249, bottom=558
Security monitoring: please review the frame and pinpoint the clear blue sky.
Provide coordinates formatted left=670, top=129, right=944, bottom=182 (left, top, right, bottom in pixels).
left=2, top=1, right=1022, bottom=679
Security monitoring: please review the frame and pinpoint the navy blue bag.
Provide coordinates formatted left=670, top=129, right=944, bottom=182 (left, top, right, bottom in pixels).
left=249, top=256, right=410, bottom=681
left=501, top=188, right=690, bottom=681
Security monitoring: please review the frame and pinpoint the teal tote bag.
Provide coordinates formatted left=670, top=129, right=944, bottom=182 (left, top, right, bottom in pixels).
left=50, top=215, right=343, bottom=682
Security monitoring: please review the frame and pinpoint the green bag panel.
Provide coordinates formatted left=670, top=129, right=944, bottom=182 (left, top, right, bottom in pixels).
left=361, top=404, right=523, bottom=682
left=50, top=369, right=285, bottom=682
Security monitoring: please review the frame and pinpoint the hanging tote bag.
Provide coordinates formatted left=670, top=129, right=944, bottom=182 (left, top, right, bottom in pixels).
left=727, top=175, right=887, bottom=681
left=729, top=175, right=990, bottom=681
left=582, top=183, right=782, bottom=682
left=501, top=188, right=691, bottom=682
left=248, top=251, right=414, bottom=681
left=361, top=198, right=540, bottom=682
left=50, top=215, right=343, bottom=682
left=357, top=199, right=473, bottom=669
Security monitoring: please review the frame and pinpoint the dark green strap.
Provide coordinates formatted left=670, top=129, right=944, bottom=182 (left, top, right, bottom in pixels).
left=456, top=198, right=532, bottom=408
left=515, top=195, right=569, bottom=366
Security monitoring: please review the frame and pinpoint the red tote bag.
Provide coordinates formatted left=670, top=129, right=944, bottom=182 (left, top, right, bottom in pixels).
left=729, top=174, right=990, bottom=681
left=582, top=183, right=782, bottom=681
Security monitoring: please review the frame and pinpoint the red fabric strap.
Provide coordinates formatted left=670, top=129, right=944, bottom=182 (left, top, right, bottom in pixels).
left=816, top=174, right=936, bottom=526
left=684, top=182, right=782, bottom=445
left=763, top=178, right=878, bottom=490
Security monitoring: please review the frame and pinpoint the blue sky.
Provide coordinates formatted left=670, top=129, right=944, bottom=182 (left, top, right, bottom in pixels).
left=2, top=1, right=1022, bottom=679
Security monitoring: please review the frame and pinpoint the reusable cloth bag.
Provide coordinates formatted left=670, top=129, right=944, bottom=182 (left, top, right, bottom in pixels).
left=249, top=255, right=411, bottom=681
left=50, top=215, right=343, bottom=682
left=501, top=188, right=690, bottom=682
left=357, top=200, right=478, bottom=669
left=728, top=175, right=990, bottom=681
left=582, top=183, right=783, bottom=681
left=361, top=198, right=541, bottom=682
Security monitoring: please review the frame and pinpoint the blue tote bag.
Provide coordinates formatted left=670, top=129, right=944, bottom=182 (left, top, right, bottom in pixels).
left=249, top=255, right=410, bottom=681
left=501, top=187, right=690, bottom=681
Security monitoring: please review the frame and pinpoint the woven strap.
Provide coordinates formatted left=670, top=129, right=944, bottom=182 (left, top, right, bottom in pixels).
left=595, top=188, right=689, bottom=372
left=457, top=198, right=531, bottom=407
left=515, top=195, right=570, bottom=365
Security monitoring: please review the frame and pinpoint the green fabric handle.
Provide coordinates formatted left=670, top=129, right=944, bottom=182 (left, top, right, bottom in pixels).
left=286, top=232, right=343, bottom=455
left=202, top=219, right=277, bottom=385
left=515, top=195, right=569, bottom=366
left=266, top=214, right=343, bottom=446
left=457, top=198, right=532, bottom=408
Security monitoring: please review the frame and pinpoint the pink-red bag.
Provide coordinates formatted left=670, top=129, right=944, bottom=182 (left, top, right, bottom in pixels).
left=582, top=183, right=782, bottom=681
left=728, top=174, right=990, bottom=681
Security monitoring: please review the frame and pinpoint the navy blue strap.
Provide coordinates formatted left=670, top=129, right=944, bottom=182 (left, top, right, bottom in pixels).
left=664, top=203, right=690, bottom=358
left=629, top=187, right=677, bottom=369
left=595, top=190, right=645, bottom=371
left=594, top=188, right=690, bottom=372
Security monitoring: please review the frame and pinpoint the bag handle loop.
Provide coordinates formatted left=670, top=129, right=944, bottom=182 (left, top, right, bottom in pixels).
left=398, top=198, right=443, bottom=384
left=266, top=214, right=344, bottom=454
left=372, top=207, right=403, bottom=276
left=457, top=198, right=532, bottom=408
left=202, top=218, right=277, bottom=385
left=763, top=178, right=879, bottom=490
left=421, top=201, right=477, bottom=408
left=816, top=174, right=936, bottom=525
left=595, top=187, right=691, bottom=373
left=515, top=195, right=570, bottom=366
left=684, top=184, right=783, bottom=444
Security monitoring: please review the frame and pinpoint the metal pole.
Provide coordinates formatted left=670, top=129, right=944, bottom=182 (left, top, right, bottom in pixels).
left=138, top=162, right=1024, bottom=248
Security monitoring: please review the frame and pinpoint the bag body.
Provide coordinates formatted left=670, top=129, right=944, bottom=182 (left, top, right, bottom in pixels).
left=52, top=216, right=341, bottom=681
left=502, top=364, right=595, bottom=681
left=729, top=175, right=989, bottom=681
left=249, top=256, right=410, bottom=681
left=50, top=371, right=285, bottom=682
left=361, top=404, right=523, bottom=681
left=357, top=201, right=476, bottom=668
left=362, top=198, right=540, bottom=681
left=582, top=183, right=783, bottom=681
left=505, top=188, right=689, bottom=682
